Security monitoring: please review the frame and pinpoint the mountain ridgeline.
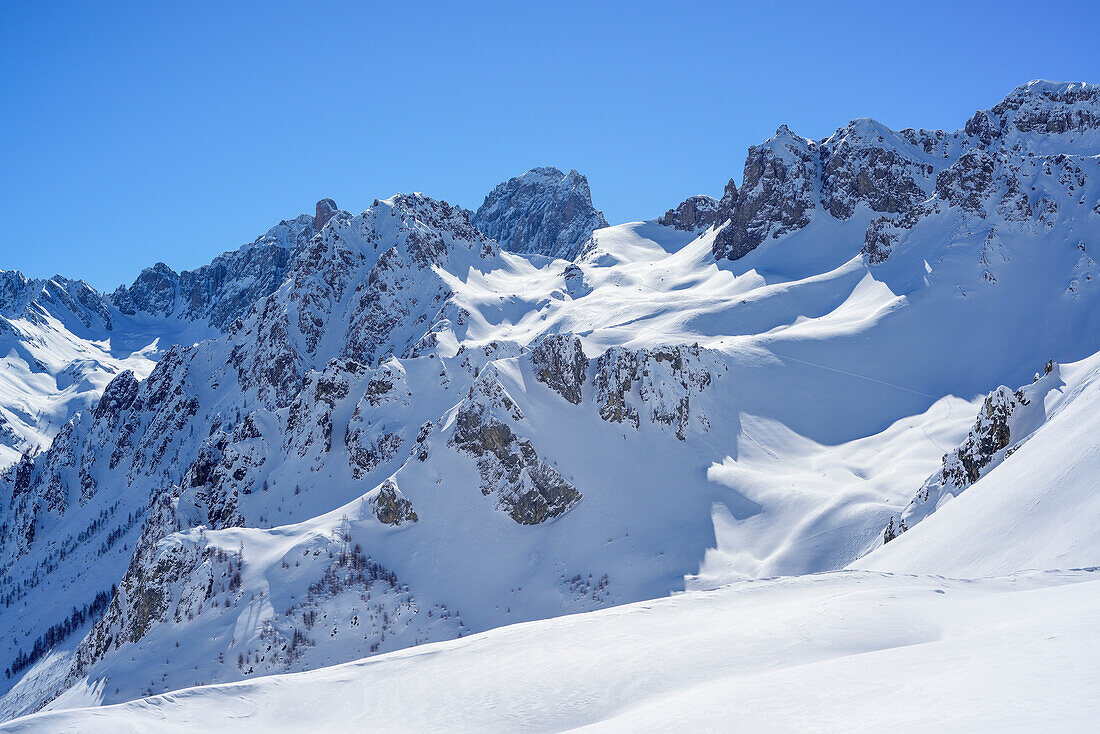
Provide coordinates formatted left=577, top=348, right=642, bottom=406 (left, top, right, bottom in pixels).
left=1, top=80, right=1100, bottom=720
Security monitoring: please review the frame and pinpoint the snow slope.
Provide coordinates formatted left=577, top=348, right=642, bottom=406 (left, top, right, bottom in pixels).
left=2, top=80, right=1100, bottom=726
left=3, top=569, right=1096, bottom=733
left=854, top=350, right=1100, bottom=576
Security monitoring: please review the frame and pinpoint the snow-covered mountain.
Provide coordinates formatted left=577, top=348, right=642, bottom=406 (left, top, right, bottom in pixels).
left=0, top=272, right=165, bottom=468
left=0, top=207, right=329, bottom=468
left=109, top=208, right=317, bottom=331
left=2, top=80, right=1100, bottom=728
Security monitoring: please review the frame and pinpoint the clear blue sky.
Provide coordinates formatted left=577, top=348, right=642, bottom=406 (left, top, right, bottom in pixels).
left=2, top=0, right=1098, bottom=290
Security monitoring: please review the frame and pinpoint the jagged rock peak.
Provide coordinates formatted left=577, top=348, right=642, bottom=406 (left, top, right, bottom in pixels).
left=658, top=195, right=719, bottom=232
left=472, top=166, right=609, bottom=260
left=110, top=213, right=315, bottom=329
left=992, top=80, right=1100, bottom=121
left=966, top=79, right=1100, bottom=146
left=315, top=198, right=338, bottom=231
left=711, top=127, right=819, bottom=261
left=0, top=270, right=114, bottom=331
left=713, top=80, right=1100, bottom=263
left=0, top=270, right=35, bottom=315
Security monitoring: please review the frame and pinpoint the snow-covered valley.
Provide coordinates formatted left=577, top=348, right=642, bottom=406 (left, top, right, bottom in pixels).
left=2, top=81, right=1100, bottom=730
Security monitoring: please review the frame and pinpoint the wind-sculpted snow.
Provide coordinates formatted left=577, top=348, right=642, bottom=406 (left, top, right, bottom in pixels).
left=2, top=80, right=1100, bottom=723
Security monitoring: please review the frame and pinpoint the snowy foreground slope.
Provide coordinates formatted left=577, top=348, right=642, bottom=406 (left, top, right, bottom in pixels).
left=19, top=339, right=1092, bottom=732
left=853, top=350, right=1100, bottom=576
left=3, top=570, right=1097, bottom=733
left=2, top=80, right=1100, bottom=727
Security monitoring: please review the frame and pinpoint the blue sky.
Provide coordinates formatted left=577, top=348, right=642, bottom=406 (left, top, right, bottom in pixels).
left=2, top=0, right=1098, bottom=290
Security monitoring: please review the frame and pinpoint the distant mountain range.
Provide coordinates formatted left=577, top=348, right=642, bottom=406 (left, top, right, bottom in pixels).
left=2, top=80, right=1099, bottom=726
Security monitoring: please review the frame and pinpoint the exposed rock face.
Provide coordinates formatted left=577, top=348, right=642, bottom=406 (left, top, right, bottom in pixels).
left=0, top=271, right=34, bottom=317
left=472, top=167, right=608, bottom=260
left=370, top=479, right=418, bottom=525
left=3, top=80, right=1099, bottom=718
left=111, top=263, right=178, bottom=319
left=935, top=149, right=996, bottom=215
left=221, top=193, right=492, bottom=411
left=74, top=493, right=194, bottom=665
left=711, top=120, right=940, bottom=262
left=562, top=263, right=591, bottom=298
left=658, top=195, right=719, bottom=232
left=862, top=216, right=901, bottom=265
left=284, top=360, right=362, bottom=471
left=94, top=371, right=139, bottom=423
left=315, top=198, right=338, bottom=231
left=818, top=119, right=932, bottom=220
left=530, top=335, right=588, bottom=405
left=945, top=389, right=1018, bottom=484
left=110, top=214, right=315, bottom=330
left=345, top=359, right=411, bottom=478
left=974, top=80, right=1100, bottom=140
left=341, top=195, right=489, bottom=365
left=860, top=135, right=1094, bottom=265
left=715, top=80, right=1100, bottom=264
left=713, top=127, right=819, bottom=261
left=0, top=343, right=190, bottom=554
left=0, top=271, right=115, bottom=332
left=8, top=454, right=34, bottom=497
left=450, top=370, right=581, bottom=524
left=0, top=191, right=504, bottom=713
left=711, top=179, right=739, bottom=228
left=593, top=345, right=717, bottom=440
left=70, top=489, right=445, bottom=691
left=883, top=364, right=1060, bottom=543
left=0, top=270, right=178, bottom=460
left=0, top=191, right=496, bottom=557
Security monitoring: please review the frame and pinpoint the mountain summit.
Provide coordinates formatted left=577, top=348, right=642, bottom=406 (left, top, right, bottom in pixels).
left=698, top=79, right=1100, bottom=263
left=472, top=166, right=608, bottom=259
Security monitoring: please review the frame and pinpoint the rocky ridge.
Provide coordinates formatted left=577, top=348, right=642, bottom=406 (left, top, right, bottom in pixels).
left=702, top=81, right=1100, bottom=265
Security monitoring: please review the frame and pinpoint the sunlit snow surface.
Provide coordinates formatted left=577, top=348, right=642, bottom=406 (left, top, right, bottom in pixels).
left=4, top=210, right=1100, bottom=722
left=3, top=83, right=1100, bottom=728
left=3, top=209, right=1099, bottom=731
left=3, top=569, right=1097, bottom=733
